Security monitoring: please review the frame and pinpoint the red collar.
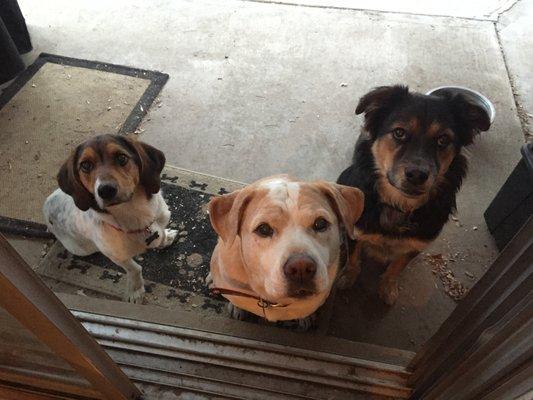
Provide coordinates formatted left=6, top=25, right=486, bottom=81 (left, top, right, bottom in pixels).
left=102, top=220, right=152, bottom=234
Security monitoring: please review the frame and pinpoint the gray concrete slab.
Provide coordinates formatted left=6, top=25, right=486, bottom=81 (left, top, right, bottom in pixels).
left=498, top=0, right=533, bottom=140
left=13, top=0, right=527, bottom=350
left=252, top=0, right=518, bottom=21
left=18, top=0, right=523, bottom=183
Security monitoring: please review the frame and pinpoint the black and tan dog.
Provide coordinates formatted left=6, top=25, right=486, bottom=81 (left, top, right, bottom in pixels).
left=337, top=85, right=491, bottom=305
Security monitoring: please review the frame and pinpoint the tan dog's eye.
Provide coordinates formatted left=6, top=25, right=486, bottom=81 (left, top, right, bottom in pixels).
left=116, top=153, right=129, bottom=166
left=392, top=128, right=408, bottom=142
left=313, top=217, right=330, bottom=233
left=437, top=135, right=451, bottom=148
left=79, top=160, right=93, bottom=173
left=254, top=223, right=274, bottom=238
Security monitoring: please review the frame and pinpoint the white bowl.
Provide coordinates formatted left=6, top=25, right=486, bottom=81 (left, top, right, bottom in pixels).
left=426, top=86, right=495, bottom=125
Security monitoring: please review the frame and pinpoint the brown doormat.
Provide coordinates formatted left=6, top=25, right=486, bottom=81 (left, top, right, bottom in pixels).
left=0, top=53, right=168, bottom=237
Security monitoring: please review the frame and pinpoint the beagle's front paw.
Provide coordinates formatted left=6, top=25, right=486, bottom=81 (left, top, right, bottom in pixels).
left=125, top=276, right=145, bottom=304
left=125, top=284, right=145, bottom=304
left=159, top=229, right=178, bottom=248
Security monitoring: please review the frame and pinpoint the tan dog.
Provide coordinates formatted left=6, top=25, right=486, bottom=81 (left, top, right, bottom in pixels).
left=208, top=176, right=364, bottom=326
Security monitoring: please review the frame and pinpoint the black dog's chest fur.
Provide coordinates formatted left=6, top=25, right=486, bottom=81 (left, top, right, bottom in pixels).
left=338, top=138, right=467, bottom=257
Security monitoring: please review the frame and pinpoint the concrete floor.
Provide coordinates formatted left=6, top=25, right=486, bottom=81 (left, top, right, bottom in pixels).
left=253, top=0, right=517, bottom=20
left=498, top=0, right=533, bottom=141
left=10, top=0, right=531, bottom=351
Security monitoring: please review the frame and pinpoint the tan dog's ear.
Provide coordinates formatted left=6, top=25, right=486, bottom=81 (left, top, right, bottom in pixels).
left=209, top=188, right=253, bottom=245
left=121, top=136, right=166, bottom=195
left=57, top=146, right=96, bottom=211
left=315, top=182, right=364, bottom=240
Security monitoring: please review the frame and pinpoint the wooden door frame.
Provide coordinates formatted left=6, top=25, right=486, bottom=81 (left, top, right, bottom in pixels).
left=0, top=234, right=141, bottom=400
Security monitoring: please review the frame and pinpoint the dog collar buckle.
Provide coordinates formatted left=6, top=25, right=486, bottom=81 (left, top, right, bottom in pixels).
left=257, top=298, right=273, bottom=309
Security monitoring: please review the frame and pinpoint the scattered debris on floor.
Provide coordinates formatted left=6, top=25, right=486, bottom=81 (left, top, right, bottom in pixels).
left=464, top=270, right=476, bottom=280
left=451, top=214, right=462, bottom=227
left=424, top=253, right=468, bottom=301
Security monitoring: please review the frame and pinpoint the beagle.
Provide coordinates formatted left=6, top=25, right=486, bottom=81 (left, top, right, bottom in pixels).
left=208, top=175, right=364, bottom=327
left=43, top=134, right=177, bottom=303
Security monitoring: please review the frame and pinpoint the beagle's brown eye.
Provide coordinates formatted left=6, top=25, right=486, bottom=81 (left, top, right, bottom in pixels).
left=437, top=135, right=451, bottom=148
left=79, top=161, right=93, bottom=173
left=254, top=223, right=274, bottom=238
left=116, top=153, right=129, bottom=166
left=313, top=217, right=330, bottom=232
left=392, top=128, right=407, bottom=141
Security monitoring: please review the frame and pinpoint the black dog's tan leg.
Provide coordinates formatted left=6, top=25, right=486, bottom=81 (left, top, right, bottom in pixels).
left=337, top=241, right=362, bottom=290
left=378, top=252, right=418, bottom=305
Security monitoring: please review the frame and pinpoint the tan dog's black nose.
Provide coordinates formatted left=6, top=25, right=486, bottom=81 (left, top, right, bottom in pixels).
left=283, top=254, right=317, bottom=283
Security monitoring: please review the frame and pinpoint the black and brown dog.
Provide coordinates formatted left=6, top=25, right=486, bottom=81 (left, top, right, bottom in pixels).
left=337, top=85, right=491, bottom=305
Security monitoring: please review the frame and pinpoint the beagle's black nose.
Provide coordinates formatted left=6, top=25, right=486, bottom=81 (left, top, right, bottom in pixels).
left=405, top=166, right=429, bottom=185
left=283, top=254, right=317, bottom=283
left=97, top=184, right=118, bottom=200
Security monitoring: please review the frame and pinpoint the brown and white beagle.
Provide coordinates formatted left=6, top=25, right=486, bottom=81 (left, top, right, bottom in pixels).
left=43, top=134, right=177, bottom=303
left=208, top=175, right=364, bottom=328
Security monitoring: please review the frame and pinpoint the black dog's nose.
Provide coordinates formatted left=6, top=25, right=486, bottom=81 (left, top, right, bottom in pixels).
left=97, top=184, right=118, bottom=200
left=405, top=166, right=429, bottom=185
left=283, top=254, right=317, bottom=283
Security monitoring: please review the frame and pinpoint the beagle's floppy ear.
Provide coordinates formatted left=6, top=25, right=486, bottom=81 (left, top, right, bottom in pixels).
left=355, top=85, right=409, bottom=137
left=208, top=188, right=253, bottom=245
left=315, top=182, right=364, bottom=240
left=123, top=136, right=166, bottom=195
left=57, top=147, right=96, bottom=211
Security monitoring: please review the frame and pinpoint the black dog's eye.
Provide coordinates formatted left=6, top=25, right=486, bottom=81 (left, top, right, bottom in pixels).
left=437, top=135, right=451, bottom=148
left=254, top=223, right=274, bottom=238
left=79, top=161, right=93, bottom=173
left=392, top=128, right=407, bottom=141
left=116, top=153, right=129, bottom=166
left=313, top=217, right=330, bottom=232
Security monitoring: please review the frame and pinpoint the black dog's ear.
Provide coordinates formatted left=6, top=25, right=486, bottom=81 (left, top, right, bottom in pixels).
left=123, top=136, right=166, bottom=196
left=448, top=93, right=491, bottom=145
left=57, top=146, right=96, bottom=211
left=355, top=85, right=409, bottom=136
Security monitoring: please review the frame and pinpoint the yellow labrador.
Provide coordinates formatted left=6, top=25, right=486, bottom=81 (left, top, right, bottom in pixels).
left=208, top=175, right=364, bottom=329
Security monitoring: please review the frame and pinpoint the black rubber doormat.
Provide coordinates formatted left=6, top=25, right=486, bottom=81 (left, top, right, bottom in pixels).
left=0, top=53, right=168, bottom=237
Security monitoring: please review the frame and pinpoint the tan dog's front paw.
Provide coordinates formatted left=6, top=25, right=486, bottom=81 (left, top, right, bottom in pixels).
left=295, top=314, right=317, bottom=332
left=378, top=276, right=399, bottom=305
left=227, top=303, right=252, bottom=321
